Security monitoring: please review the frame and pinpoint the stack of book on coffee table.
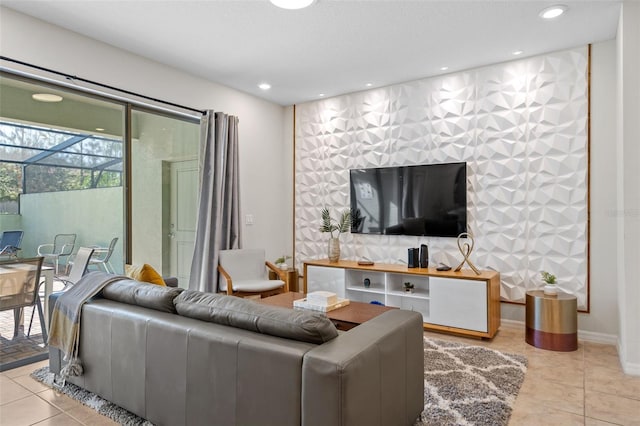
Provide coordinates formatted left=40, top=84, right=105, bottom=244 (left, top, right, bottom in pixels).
left=293, top=291, right=350, bottom=312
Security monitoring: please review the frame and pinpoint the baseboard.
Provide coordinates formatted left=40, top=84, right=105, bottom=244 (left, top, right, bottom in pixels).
left=500, top=319, right=619, bottom=345
left=500, top=319, right=524, bottom=330
left=617, top=339, right=640, bottom=376
left=577, top=329, right=618, bottom=345
left=622, top=362, right=640, bottom=376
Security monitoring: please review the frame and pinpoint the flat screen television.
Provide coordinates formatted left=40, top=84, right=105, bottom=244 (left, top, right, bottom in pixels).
left=349, top=162, right=467, bottom=237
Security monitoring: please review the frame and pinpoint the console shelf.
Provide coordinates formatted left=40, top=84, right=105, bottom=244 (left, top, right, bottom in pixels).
left=303, top=259, right=500, bottom=339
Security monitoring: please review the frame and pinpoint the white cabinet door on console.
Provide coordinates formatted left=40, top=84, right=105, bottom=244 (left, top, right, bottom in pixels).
left=430, top=277, right=488, bottom=333
left=305, top=265, right=346, bottom=298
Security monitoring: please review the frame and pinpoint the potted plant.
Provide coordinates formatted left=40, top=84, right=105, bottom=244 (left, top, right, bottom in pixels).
left=274, top=255, right=292, bottom=270
left=540, top=271, right=558, bottom=295
left=320, top=207, right=351, bottom=262
left=404, top=282, right=414, bottom=293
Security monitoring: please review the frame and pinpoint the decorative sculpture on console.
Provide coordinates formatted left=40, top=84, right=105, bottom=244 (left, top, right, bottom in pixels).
left=454, top=232, right=481, bottom=275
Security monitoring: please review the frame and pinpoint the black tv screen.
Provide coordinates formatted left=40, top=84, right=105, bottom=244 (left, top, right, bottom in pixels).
left=350, top=162, right=467, bottom=237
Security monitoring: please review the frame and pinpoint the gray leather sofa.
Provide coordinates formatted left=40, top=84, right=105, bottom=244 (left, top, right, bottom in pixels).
left=49, top=279, right=424, bottom=426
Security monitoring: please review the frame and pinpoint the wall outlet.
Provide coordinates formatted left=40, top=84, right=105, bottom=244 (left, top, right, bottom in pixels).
left=245, top=214, right=254, bottom=225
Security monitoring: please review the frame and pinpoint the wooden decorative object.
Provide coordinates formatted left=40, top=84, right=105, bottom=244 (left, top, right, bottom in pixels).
left=454, top=232, right=481, bottom=275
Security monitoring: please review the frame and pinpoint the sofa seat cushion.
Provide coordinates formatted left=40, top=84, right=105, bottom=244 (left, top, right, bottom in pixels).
left=174, top=290, right=338, bottom=344
left=102, top=279, right=184, bottom=313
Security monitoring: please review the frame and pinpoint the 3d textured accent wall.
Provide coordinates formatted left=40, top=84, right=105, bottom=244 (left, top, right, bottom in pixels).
left=295, top=47, right=589, bottom=309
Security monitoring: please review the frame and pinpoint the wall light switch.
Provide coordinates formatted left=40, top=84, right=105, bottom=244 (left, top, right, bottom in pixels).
left=245, top=214, right=254, bottom=225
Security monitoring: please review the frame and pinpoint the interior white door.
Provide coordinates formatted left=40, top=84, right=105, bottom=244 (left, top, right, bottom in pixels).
left=170, top=159, right=198, bottom=287
left=430, top=277, right=488, bottom=332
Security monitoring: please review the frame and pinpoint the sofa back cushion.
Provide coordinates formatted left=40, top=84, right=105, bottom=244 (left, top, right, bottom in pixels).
left=174, top=290, right=338, bottom=344
left=102, top=279, right=184, bottom=313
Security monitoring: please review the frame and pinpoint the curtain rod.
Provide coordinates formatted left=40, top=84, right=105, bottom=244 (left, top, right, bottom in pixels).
left=0, top=56, right=207, bottom=116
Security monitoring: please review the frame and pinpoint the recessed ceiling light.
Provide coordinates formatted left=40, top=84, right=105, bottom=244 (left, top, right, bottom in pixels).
left=319, top=93, right=325, bottom=97
left=512, top=50, right=524, bottom=56
left=270, top=0, right=315, bottom=9
left=32, top=93, right=63, bottom=103
left=258, top=83, right=272, bottom=90
left=539, top=5, right=567, bottom=19
left=440, top=66, right=449, bottom=71
left=95, top=127, right=105, bottom=131
left=365, top=83, right=373, bottom=87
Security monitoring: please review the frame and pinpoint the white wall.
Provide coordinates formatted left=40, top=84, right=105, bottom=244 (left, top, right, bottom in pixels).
left=616, top=1, right=640, bottom=375
left=503, top=40, right=622, bottom=340
left=294, top=41, right=621, bottom=341
left=19, top=187, right=124, bottom=272
left=295, top=47, right=592, bottom=309
left=579, top=41, right=620, bottom=338
left=0, top=214, right=22, bottom=232
left=0, top=7, right=291, bottom=264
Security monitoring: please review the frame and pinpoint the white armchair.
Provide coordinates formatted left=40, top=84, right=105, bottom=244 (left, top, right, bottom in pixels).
left=217, top=249, right=288, bottom=298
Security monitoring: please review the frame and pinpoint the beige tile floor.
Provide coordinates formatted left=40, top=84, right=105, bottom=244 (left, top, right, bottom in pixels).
left=0, top=325, right=638, bottom=425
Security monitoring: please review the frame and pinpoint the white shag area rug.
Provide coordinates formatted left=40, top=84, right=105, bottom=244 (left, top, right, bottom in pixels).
left=415, top=337, right=528, bottom=426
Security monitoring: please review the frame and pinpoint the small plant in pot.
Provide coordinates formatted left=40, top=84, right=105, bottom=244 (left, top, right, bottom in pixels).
left=320, top=207, right=351, bottom=262
left=274, top=255, right=292, bottom=270
left=404, top=282, right=414, bottom=293
left=540, top=271, right=558, bottom=295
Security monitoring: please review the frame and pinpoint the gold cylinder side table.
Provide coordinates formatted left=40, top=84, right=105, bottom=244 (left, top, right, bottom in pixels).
left=525, top=290, right=578, bottom=352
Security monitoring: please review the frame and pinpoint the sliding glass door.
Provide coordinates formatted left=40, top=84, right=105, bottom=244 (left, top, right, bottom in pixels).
left=0, top=72, right=201, bottom=285
left=0, top=73, right=129, bottom=368
left=130, top=109, right=199, bottom=287
left=0, top=73, right=125, bottom=272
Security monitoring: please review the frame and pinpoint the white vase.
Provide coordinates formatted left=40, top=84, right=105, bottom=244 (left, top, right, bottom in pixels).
left=543, top=284, right=558, bottom=295
left=328, top=238, right=340, bottom=262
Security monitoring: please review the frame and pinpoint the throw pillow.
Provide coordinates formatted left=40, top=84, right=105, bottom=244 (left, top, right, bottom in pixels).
left=125, top=263, right=166, bottom=286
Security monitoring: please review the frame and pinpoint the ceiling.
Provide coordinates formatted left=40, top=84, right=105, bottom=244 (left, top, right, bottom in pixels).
left=3, top=0, right=621, bottom=106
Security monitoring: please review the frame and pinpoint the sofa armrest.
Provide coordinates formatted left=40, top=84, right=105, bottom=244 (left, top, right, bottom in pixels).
left=301, top=309, right=424, bottom=426
left=163, top=276, right=178, bottom=287
left=265, top=261, right=289, bottom=292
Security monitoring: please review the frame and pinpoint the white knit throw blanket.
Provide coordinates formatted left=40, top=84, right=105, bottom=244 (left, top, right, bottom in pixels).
left=48, top=271, right=127, bottom=377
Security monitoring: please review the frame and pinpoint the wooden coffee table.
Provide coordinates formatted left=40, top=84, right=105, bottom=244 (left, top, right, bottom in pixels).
left=259, top=292, right=396, bottom=331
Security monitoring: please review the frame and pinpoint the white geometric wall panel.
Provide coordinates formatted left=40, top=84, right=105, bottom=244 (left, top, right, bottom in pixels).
left=295, top=47, right=589, bottom=310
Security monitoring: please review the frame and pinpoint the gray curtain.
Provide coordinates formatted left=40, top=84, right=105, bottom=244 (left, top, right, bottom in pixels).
left=189, top=110, right=241, bottom=292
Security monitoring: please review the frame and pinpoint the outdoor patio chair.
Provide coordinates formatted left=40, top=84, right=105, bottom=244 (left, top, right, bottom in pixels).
left=0, top=230, right=23, bottom=259
left=37, top=233, right=76, bottom=275
left=0, top=256, right=47, bottom=342
left=27, top=247, right=94, bottom=338
left=69, top=237, right=118, bottom=273
left=47, top=247, right=94, bottom=291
